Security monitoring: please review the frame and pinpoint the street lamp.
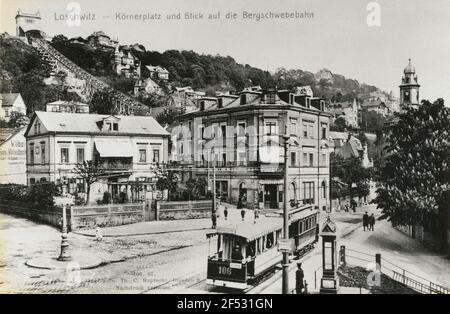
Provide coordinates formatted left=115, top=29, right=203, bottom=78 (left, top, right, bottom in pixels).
left=320, top=215, right=338, bottom=294
left=204, top=135, right=217, bottom=228
left=57, top=204, right=71, bottom=261
left=282, top=126, right=290, bottom=294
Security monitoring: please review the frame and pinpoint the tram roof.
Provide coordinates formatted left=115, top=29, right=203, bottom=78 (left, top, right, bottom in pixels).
left=206, top=206, right=318, bottom=242
left=207, top=217, right=283, bottom=242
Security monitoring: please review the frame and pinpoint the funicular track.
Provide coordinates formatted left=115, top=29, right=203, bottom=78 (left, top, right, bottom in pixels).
left=28, top=34, right=147, bottom=115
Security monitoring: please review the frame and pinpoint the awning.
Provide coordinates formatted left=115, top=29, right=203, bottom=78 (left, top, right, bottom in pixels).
left=94, top=140, right=134, bottom=158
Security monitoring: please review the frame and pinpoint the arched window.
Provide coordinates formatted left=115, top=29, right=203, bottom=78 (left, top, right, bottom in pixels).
left=321, top=181, right=327, bottom=198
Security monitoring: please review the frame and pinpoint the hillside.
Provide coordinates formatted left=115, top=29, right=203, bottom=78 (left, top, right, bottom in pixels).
left=0, top=35, right=82, bottom=114
left=50, top=34, right=383, bottom=101
left=0, top=31, right=387, bottom=117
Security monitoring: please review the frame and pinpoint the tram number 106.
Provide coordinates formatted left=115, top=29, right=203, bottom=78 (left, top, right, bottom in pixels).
left=218, top=266, right=232, bottom=275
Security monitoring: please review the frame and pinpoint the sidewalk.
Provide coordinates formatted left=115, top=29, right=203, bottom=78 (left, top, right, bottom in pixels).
left=75, top=207, right=256, bottom=237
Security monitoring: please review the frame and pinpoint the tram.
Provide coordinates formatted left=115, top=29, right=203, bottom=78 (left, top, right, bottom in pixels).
left=206, top=204, right=319, bottom=290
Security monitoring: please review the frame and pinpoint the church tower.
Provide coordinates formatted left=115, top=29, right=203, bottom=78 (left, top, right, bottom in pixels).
left=399, top=59, right=420, bottom=107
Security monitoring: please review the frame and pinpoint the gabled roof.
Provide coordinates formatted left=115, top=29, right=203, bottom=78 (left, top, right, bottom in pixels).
left=146, top=65, right=169, bottom=74
left=25, top=111, right=169, bottom=137
left=0, top=127, right=25, bottom=145
left=0, top=93, right=21, bottom=107
left=336, top=136, right=363, bottom=158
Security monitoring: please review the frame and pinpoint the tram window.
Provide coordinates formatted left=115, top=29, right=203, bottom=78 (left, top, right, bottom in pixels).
left=247, top=241, right=256, bottom=258
left=267, top=233, right=274, bottom=249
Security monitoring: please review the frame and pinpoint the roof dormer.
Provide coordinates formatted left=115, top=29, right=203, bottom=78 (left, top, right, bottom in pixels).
left=101, top=115, right=121, bottom=132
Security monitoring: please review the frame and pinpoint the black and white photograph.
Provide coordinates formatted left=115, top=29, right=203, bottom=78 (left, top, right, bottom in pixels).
left=0, top=0, right=449, bottom=300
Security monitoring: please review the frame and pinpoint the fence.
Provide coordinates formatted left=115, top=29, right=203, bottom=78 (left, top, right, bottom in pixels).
left=157, top=200, right=213, bottom=220
left=70, top=203, right=145, bottom=230
left=340, top=246, right=449, bottom=294
left=0, top=199, right=65, bottom=229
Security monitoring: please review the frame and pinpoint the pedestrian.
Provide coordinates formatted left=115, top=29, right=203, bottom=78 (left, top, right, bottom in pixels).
left=295, top=262, right=304, bottom=294
left=224, top=207, right=228, bottom=220
left=95, top=225, right=103, bottom=241
left=254, top=209, right=259, bottom=224
left=363, top=211, right=369, bottom=231
left=241, top=209, right=246, bottom=221
left=369, top=213, right=375, bottom=231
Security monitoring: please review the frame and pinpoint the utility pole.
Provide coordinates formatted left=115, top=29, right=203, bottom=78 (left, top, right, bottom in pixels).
left=282, top=125, right=290, bottom=294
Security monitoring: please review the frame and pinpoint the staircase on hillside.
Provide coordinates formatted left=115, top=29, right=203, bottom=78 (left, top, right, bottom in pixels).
left=30, top=36, right=146, bottom=115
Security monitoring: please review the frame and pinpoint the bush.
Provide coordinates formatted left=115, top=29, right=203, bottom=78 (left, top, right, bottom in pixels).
left=0, top=183, right=60, bottom=210
left=102, top=191, right=111, bottom=204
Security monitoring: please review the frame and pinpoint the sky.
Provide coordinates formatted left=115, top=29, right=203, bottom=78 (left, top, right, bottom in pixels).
left=1, top=0, right=450, bottom=104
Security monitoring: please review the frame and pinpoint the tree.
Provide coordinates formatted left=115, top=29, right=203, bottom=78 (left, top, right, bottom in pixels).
left=72, top=160, right=105, bottom=205
left=90, top=88, right=116, bottom=114
left=156, top=107, right=182, bottom=127
left=331, top=153, right=371, bottom=203
left=331, top=117, right=347, bottom=132
left=360, top=110, right=387, bottom=132
left=154, top=164, right=179, bottom=200
left=186, top=177, right=208, bottom=200
left=373, top=99, right=450, bottom=245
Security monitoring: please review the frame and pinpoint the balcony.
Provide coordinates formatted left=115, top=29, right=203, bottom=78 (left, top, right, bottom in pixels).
left=98, top=157, right=132, bottom=173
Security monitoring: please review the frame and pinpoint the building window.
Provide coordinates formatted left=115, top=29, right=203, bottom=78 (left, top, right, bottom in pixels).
left=153, top=150, right=160, bottom=163
left=218, top=98, right=223, bottom=108
left=222, top=153, right=227, bottom=166
left=322, top=125, right=327, bottom=139
left=41, top=144, right=46, bottom=164
left=321, top=181, right=327, bottom=198
left=221, top=125, right=226, bottom=139
left=199, top=126, right=205, bottom=139
left=290, top=152, right=296, bottom=166
left=309, top=125, right=314, bottom=138
left=61, top=147, right=69, bottom=164
left=303, top=124, right=308, bottom=137
left=29, top=144, right=34, bottom=164
left=290, top=118, right=297, bottom=135
left=139, top=149, right=147, bottom=162
left=265, top=121, right=277, bottom=135
left=309, top=153, right=314, bottom=167
left=303, top=182, right=315, bottom=204
left=237, top=122, right=246, bottom=136
left=302, top=153, right=308, bottom=166
left=200, top=101, right=205, bottom=111
left=266, top=92, right=276, bottom=104
left=30, top=178, right=35, bottom=185
left=76, top=148, right=85, bottom=163
left=113, top=123, right=119, bottom=131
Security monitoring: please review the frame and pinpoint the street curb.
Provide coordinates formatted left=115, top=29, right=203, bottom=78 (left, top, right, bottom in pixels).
left=72, top=227, right=211, bottom=238
left=25, top=256, right=103, bottom=270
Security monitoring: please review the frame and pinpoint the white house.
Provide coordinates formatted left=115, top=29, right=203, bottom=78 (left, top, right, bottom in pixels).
left=0, top=127, right=27, bottom=184
left=0, top=93, right=27, bottom=122
left=25, top=112, right=170, bottom=204
left=146, top=65, right=169, bottom=81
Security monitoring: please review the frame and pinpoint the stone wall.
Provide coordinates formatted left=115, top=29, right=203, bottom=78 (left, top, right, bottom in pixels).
left=0, top=200, right=65, bottom=229
left=70, top=203, right=145, bottom=230
left=158, top=200, right=212, bottom=220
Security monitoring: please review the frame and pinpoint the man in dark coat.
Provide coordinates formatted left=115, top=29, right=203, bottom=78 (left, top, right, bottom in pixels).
left=369, top=213, right=375, bottom=231
left=296, top=262, right=304, bottom=294
left=363, top=211, right=369, bottom=231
